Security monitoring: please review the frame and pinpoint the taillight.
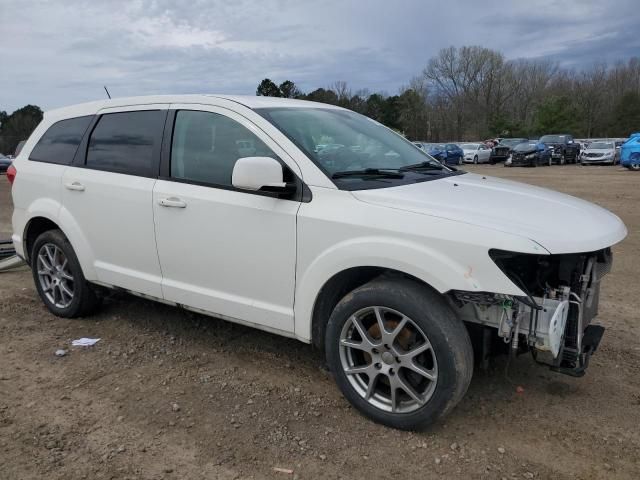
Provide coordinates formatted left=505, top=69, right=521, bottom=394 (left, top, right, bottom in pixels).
left=6, top=164, right=16, bottom=185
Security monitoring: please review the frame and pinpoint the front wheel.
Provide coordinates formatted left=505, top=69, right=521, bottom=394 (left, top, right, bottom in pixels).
left=473, top=155, right=478, bottom=164
left=31, top=229, right=101, bottom=318
left=325, top=277, right=473, bottom=430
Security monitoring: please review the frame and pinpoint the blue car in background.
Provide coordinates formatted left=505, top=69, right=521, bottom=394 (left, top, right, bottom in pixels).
left=425, top=143, right=464, bottom=166
left=620, top=133, right=640, bottom=170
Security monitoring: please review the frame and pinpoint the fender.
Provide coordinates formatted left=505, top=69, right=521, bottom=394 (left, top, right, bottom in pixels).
left=20, top=201, right=98, bottom=281
left=13, top=197, right=61, bottom=258
left=293, top=235, right=526, bottom=342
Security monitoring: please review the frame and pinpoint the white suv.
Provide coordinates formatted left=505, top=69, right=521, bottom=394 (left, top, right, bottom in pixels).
left=9, top=95, right=627, bottom=429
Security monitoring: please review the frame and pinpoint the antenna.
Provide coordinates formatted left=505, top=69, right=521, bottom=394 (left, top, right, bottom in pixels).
left=103, top=86, right=112, bottom=99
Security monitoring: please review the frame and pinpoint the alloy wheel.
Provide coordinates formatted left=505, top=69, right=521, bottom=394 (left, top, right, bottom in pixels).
left=36, top=243, right=75, bottom=308
left=339, top=306, right=438, bottom=413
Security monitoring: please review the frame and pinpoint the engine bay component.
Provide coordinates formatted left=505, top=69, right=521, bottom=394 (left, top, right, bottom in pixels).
left=451, top=247, right=612, bottom=377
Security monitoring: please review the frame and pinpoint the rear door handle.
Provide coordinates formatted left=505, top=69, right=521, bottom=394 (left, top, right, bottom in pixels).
left=158, top=197, right=187, bottom=208
left=64, top=181, right=85, bottom=192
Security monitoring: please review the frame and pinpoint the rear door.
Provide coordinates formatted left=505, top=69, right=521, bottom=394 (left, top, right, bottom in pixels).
left=61, top=106, right=168, bottom=297
left=152, top=104, right=301, bottom=333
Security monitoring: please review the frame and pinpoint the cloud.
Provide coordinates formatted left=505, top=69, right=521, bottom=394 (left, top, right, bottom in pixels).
left=0, top=0, right=638, bottom=113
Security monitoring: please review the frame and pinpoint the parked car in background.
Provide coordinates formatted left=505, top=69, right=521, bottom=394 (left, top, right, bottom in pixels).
left=620, top=133, right=640, bottom=171
left=580, top=141, right=618, bottom=165
left=0, top=154, right=12, bottom=173
left=538, top=134, right=580, bottom=164
left=489, top=138, right=528, bottom=164
left=427, top=143, right=464, bottom=166
left=460, top=143, right=491, bottom=163
left=505, top=141, right=552, bottom=167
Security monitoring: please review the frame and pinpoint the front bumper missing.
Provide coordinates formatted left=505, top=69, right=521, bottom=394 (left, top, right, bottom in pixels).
left=549, top=324, right=605, bottom=377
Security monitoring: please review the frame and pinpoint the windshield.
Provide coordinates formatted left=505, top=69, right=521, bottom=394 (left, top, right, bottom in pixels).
left=539, top=135, right=565, bottom=144
left=513, top=142, right=538, bottom=152
left=587, top=142, right=614, bottom=149
left=500, top=138, right=528, bottom=147
left=460, top=143, right=479, bottom=150
left=258, top=108, right=461, bottom=189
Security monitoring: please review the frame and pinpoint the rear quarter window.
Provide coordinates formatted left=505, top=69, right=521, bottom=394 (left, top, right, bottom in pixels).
left=86, top=110, right=165, bottom=176
left=29, top=116, right=93, bottom=165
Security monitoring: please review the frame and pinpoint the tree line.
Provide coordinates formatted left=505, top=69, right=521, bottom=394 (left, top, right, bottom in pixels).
left=0, top=106, right=43, bottom=156
left=257, top=46, right=640, bottom=141
left=2, top=45, right=639, bottom=155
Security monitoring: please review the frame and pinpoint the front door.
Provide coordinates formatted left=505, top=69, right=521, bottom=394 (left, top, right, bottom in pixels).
left=152, top=105, right=301, bottom=334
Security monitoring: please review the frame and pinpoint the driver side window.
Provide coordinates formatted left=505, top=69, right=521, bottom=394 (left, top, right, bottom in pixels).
left=171, top=110, right=276, bottom=187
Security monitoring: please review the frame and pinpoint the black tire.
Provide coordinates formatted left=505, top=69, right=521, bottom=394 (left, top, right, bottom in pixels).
left=473, top=155, right=478, bottom=164
left=325, top=277, right=473, bottom=430
left=31, top=229, right=100, bottom=318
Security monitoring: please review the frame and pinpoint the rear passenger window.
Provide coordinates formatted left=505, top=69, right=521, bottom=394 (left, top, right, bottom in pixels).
left=171, top=110, right=276, bottom=186
left=29, top=116, right=93, bottom=165
left=86, top=110, right=165, bottom=176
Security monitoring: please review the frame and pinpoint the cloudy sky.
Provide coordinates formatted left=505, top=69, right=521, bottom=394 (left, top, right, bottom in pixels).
left=1, top=0, right=639, bottom=113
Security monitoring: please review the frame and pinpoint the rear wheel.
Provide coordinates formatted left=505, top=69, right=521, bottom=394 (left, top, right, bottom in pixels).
left=31, top=229, right=100, bottom=318
left=325, top=277, right=473, bottom=430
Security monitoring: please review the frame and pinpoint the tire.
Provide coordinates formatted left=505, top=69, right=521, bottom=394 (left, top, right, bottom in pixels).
left=458, top=157, right=462, bottom=166
left=325, top=277, right=473, bottom=430
left=473, top=155, right=478, bottom=164
left=31, top=229, right=100, bottom=318
left=560, top=154, right=566, bottom=165
left=630, top=162, right=640, bottom=171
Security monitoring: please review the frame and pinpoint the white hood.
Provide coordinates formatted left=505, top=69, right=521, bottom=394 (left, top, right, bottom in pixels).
left=583, top=149, right=614, bottom=155
left=352, top=173, right=627, bottom=254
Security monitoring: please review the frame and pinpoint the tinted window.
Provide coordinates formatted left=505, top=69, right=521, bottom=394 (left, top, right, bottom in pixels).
left=87, top=111, right=164, bottom=176
left=29, top=116, right=93, bottom=165
left=171, top=110, right=276, bottom=186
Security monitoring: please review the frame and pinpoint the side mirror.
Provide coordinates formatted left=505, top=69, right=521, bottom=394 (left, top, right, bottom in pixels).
left=232, top=156, right=294, bottom=194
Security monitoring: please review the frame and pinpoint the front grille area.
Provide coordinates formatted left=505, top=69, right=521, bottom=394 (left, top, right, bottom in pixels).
left=494, top=147, right=509, bottom=156
left=584, top=153, right=603, bottom=158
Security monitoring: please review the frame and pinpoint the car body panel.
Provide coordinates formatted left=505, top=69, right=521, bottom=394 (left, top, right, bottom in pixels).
left=351, top=173, right=627, bottom=255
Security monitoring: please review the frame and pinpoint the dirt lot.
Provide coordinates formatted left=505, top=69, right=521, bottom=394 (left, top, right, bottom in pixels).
left=1, top=165, right=639, bottom=480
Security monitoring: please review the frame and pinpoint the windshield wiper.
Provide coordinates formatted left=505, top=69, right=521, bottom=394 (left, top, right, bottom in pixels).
left=331, top=168, right=405, bottom=179
left=399, top=161, right=444, bottom=172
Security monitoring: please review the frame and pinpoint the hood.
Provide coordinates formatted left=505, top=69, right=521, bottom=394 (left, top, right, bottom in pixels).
left=513, top=147, right=538, bottom=154
left=351, top=173, right=627, bottom=254
left=584, top=148, right=614, bottom=154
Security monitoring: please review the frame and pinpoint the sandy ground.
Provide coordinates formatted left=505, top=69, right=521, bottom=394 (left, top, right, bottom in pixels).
left=0, top=165, right=639, bottom=479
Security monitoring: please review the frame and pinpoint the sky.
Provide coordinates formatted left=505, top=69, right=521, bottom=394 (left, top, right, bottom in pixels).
left=1, top=0, right=639, bottom=113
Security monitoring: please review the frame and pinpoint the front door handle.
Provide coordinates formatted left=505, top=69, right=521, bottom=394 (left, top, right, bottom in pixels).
left=158, top=197, right=187, bottom=208
left=64, top=181, right=85, bottom=192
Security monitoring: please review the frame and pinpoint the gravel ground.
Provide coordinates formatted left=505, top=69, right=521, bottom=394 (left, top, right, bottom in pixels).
left=1, top=165, right=639, bottom=479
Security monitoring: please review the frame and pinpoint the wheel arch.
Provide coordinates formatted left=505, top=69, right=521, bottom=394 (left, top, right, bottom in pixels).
left=307, top=266, right=440, bottom=351
left=23, top=210, right=97, bottom=280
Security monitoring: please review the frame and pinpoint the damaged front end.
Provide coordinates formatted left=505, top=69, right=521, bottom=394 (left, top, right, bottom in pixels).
left=450, top=248, right=613, bottom=377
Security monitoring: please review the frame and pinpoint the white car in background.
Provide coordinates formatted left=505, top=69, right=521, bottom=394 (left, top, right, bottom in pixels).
left=461, top=143, right=492, bottom=164
left=580, top=141, right=618, bottom=165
